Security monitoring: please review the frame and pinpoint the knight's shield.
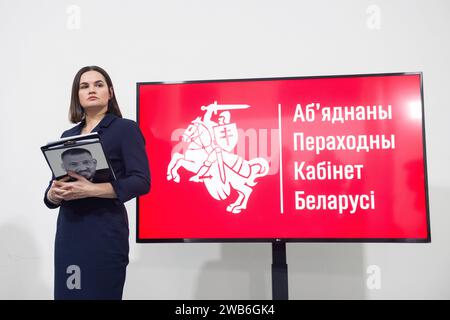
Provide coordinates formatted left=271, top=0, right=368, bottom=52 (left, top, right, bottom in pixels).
left=213, top=123, right=238, bottom=152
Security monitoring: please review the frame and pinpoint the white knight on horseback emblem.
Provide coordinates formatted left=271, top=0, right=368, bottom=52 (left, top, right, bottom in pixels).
left=167, top=102, right=269, bottom=214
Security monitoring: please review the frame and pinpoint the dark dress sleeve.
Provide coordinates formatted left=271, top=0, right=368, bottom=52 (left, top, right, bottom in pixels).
left=110, top=121, right=151, bottom=203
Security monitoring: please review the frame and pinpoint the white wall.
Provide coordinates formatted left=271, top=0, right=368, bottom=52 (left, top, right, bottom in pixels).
left=1, top=0, right=449, bottom=299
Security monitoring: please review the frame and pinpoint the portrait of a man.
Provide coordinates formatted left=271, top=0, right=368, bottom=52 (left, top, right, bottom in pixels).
left=60, top=147, right=111, bottom=182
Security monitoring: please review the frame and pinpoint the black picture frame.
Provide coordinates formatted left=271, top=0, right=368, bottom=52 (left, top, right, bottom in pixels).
left=41, top=133, right=116, bottom=183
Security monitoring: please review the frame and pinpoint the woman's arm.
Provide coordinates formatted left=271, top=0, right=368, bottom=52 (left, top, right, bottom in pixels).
left=90, top=182, right=117, bottom=199
left=55, top=121, right=150, bottom=202
left=109, top=120, right=151, bottom=203
left=47, top=121, right=150, bottom=205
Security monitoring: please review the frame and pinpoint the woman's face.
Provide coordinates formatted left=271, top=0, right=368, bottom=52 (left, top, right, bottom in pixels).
left=78, top=70, right=112, bottom=111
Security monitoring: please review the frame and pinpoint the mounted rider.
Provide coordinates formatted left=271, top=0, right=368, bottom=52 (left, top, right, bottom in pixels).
left=189, top=101, right=249, bottom=184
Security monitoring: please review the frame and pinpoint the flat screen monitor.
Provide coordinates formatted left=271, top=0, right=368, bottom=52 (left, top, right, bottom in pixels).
left=136, top=73, right=430, bottom=243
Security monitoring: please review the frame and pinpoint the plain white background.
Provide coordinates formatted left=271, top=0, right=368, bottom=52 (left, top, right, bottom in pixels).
left=0, top=0, right=449, bottom=299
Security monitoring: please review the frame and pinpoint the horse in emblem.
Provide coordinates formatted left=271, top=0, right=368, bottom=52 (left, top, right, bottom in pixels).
left=167, top=102, right=269, bottom=214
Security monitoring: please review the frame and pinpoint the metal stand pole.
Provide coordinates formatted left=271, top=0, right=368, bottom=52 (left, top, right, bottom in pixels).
left=271, top=241, right=288, bottom=300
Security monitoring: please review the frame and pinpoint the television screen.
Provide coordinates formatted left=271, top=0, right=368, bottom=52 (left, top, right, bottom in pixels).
left=137, top=73, right=430, bottom=242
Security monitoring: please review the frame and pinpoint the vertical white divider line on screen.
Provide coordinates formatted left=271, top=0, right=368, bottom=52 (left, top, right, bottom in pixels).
left=278, top=103, right=284, bottom=214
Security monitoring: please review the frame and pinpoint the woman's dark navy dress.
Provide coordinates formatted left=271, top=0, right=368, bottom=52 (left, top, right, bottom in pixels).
left=44, top=113, right=150, bottom=300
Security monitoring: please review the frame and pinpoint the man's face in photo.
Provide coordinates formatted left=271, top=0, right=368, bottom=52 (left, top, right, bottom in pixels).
left=61, top=151, right=97, bottom=180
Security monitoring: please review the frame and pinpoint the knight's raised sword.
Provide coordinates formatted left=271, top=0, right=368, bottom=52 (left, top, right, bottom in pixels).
left=201, top=101, right=250, bottom=113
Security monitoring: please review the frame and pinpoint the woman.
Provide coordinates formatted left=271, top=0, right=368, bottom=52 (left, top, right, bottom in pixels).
left=44, top=66, right=150, bottom=299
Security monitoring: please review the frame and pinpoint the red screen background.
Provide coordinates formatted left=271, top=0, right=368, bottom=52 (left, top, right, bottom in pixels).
left=137, top=74, right=429, bottom=241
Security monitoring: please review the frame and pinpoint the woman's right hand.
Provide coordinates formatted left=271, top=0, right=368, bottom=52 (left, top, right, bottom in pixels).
left=47, top=176, right=71, bottom=205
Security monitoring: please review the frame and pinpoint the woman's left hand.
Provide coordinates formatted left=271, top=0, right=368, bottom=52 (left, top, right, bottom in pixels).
left=55, top=171, right=96, bottom=201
